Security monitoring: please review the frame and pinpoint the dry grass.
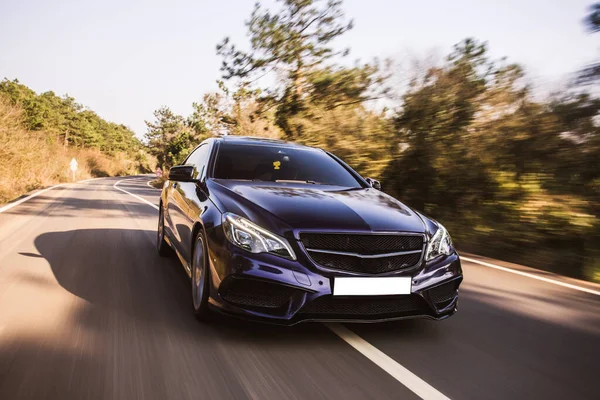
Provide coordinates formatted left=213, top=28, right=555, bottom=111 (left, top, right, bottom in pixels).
left=148, top=177, right=166, bottom=189
left=0, top=96, right=140, bottom=203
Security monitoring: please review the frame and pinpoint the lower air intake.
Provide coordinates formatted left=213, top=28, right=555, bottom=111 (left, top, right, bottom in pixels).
left=220, top=278, right=298, bottom=309
left=299, top=295, right=426, bottom=318
left=426, top=280, right=460, bottom=308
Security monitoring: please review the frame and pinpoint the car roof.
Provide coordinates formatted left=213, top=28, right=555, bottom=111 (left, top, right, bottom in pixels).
left=216, top=135, right=317, bottom=150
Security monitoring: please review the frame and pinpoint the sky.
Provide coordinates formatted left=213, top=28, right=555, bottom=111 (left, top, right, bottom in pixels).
left=1, top=0, right=597, bottom=137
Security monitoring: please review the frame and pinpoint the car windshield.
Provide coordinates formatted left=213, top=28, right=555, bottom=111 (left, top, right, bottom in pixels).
left=213, top=142, right=363, bottom=188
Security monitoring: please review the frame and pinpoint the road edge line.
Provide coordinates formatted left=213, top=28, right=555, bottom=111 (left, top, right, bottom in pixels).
left=0, top=184, right=64, bottom=214
left=325, top=323, right=450, bottom=400
left=461, top=256, right=600, bottom=297
left=146, top=180, right=161, bottom=190
left=113, top=179, right=159, bottom=210
left=77, top=177, right=104, bottom=183
left=112, top=176, right=449, bottom=399
left=0, top=177, right=110, bottom=214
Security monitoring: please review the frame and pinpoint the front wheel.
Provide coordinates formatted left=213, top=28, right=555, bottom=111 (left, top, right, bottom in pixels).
left=157, top=206, right=173, bottom=257
left=191, top=232, right=211, bottom=321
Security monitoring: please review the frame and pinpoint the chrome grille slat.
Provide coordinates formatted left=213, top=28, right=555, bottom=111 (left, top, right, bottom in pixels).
left=300, top=233, right=425, bottom=274
left=304, top=248, right=422, bottom=259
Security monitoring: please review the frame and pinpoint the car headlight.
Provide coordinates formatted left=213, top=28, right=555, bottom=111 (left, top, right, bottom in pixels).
left=425, top=223, right=453, bottom=261
left=222, top=213, right=296, bottom=260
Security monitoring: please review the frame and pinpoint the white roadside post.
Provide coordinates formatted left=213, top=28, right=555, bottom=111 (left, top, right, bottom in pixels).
left=70, top=158, right=78, bottom=181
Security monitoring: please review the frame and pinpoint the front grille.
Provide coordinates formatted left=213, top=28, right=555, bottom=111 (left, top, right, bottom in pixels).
left=309, top=251, right=421, bottom=274
left=299, top=295, right=426, bottom=318
left=220, top=278, right=298, bottom=309
left=300, top=233, right=424, bottom=274
left=301, top=233, right=423, bottom=255
left=426, top=280, right=460, bottom=308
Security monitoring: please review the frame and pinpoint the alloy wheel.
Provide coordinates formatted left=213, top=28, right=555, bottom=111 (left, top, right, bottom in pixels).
left=192, top=236, right=206, bottom=311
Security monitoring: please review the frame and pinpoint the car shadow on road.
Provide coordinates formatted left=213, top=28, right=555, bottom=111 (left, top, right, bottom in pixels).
left=32, top=228, right=600, bottom=341
left=31, top=228, right=337, bottom=341
left=1, top=227, right=597, bottom=399
left=0, top=227, right=439, bottom=399
left=4, top=194, right=157, bottom=218
left=29, top=228, right=450, bottom=341
left=29, top=227, right=445, bottom=346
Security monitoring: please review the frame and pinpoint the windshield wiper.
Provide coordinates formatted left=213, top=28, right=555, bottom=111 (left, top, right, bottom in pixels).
left=275, top=179, right=320, bottom=184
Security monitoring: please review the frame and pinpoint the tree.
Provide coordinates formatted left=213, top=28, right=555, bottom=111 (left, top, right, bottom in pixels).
left=0, top=79, right=49, bottom=132
left=145, top=107, right=194, bottom=169
left=143, top=1, right=600, bottom=280
left=0, top=78, right=141, bottom=154
left=187, top=81, right=283, bottom=139
left=577, top=3, right=600, bottom=84
left=385, top=39, right=492, bottom=212
left=218, top=0, right=352, bottom=88
left=585, top=2, right=600, bottom=31
left=217, top=0, right=353, bottom=136
left=229, top=86, right=282, bottom=138
left=188, top=91, right=233, bottom=136
left=549, top=93, right=600, bottom=199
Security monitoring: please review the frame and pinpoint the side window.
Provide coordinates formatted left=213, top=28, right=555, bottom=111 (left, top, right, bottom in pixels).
left=185, top=144, right=211, bottom=179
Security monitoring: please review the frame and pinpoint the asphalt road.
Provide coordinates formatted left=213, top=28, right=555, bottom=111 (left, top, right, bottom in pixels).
left=0, top=176, right=598, bottom=400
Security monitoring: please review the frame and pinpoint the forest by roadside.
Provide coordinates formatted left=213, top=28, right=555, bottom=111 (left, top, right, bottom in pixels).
left=0, top=79, right=155, bottom=204
left=143, top=1, right=599, bottom=282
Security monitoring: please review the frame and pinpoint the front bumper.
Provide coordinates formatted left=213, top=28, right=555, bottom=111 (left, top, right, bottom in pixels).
left=205, top=233, right=463, bottom=325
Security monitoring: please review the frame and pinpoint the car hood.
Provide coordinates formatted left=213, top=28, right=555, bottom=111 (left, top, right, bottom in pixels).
left=209, top=179, right=426, bottom=234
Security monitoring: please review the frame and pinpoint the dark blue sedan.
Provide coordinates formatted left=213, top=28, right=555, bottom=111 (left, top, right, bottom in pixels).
left=157, top=136, right=462, bottom=324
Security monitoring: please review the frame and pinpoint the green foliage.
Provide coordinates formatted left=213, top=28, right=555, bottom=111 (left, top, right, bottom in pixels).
left=0, top=93, right=150, bottom=203
left=290, top=104, right=393, bottom=178
left=149, top=0, right=600, bottom=281
left=218, top=0, right=355, bottom=137
left=217, top=0, right=352, bottom=81
left=229, top=86, right=283, bottom=138
left=585, top=2, right=600, bottom=32
left=189, top=90, right=234, bottom=135
left=214, top=0, right=600, bottom=281
left=307, top=63, right=389, bottom=109
left=548, top=93, right=600, bottom=198
left=577, top=3, right=600, bottom=84
left=380, top=38, right=599, bottom=280
left=146, top=84, right=284, bottom=170
left=145, top=106, right=213, bottom=169
left=0, top=78, right=142, bottom=155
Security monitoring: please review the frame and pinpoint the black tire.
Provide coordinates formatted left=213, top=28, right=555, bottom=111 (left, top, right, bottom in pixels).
left=191, top=232, right=211, bottom=321
left=157, top=206, right=173, bottom=257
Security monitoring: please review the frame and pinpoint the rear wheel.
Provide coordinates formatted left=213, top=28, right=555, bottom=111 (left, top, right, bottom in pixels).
left=191, top=232, right=211, bottom=321
left=157, top=206, right=173, bottom=257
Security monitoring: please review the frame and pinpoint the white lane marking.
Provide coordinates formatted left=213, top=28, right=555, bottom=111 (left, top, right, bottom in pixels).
left=111, top=180, right=450, bottom=399
left=113, top=179, right=159, bottom=210
left=0, top=184, right=64, bottom=214
left=326, top=323, right=450, bottom=400
left=461, top=256, right=600, bottom=297
left=110, top=179, right=599, bottom=394
left=0, top=177, right=111, bottom=214
left=146, top=180, right=161, bottom=190
left=76, top=177, right=103, bottom=183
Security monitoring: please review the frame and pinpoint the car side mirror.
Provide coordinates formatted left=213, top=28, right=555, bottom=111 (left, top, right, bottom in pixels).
left=365, top=177, right=382, bottom=190
left=168, top=165, right=196, bottom=182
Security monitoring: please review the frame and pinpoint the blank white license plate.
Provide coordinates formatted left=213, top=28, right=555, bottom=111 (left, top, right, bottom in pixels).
left=333, top=277, right=412, bottom=296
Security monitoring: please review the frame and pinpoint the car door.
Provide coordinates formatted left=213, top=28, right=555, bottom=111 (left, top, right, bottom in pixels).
left=165, top=177, right=190, bottom=258
left=176, top=143, right=213, bottom=264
